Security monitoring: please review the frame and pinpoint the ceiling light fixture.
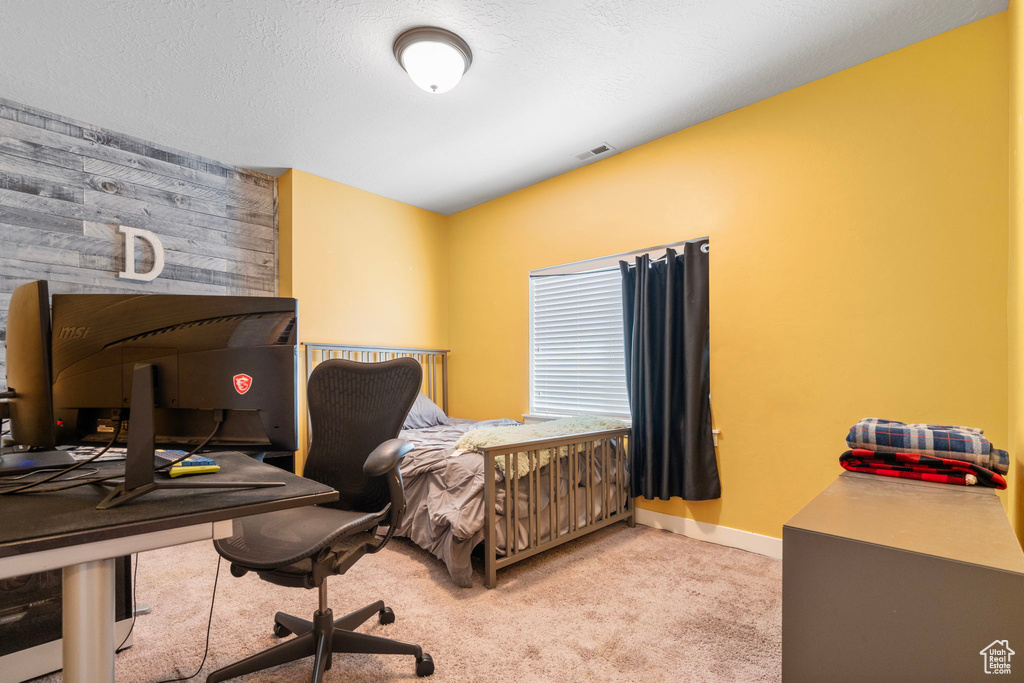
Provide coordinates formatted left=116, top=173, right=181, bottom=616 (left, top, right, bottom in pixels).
left=393, top=27, right=472, bottom=94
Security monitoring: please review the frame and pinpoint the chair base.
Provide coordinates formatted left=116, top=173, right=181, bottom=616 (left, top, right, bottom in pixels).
left=205, top=600, right=433, bottom=683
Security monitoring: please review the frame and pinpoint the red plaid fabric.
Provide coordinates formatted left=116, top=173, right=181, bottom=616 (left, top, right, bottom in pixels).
left=839, top=449, right=1006, bottom=490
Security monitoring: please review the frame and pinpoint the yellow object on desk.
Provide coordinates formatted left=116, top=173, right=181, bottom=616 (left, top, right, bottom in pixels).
left=168, top=464, right=221, bottom=478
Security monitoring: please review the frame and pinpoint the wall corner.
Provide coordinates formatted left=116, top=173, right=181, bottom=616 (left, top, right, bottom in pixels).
left=278, top=169, right=295, bottom=298
left=1009, top=1, right=1023, bottom=544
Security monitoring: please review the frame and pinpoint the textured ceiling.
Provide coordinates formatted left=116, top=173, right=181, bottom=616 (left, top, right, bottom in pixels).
left=0, top=0, right=1007, bottom=214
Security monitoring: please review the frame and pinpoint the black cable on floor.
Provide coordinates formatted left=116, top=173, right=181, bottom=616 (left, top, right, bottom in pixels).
left=156, top=555, right=222, bottom=683
left=117, top=553, right=140, bottom=652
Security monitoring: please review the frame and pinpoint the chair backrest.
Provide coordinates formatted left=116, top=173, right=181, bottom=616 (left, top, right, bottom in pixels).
left=303, top=357, right=422, bottom=513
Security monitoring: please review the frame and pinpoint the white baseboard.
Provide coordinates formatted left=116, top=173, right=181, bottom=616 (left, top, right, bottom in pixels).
left=635, top=508, right=783, bottom=559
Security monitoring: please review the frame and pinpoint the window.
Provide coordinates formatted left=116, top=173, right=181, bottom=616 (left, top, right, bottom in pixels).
left=529, top=266, right=630, bottom=418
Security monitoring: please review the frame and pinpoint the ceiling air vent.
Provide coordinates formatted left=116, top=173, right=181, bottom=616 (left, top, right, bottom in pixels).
left=574, top=143, right=615, bottom=162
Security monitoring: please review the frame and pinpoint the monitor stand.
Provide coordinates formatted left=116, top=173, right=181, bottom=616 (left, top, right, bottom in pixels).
left=96, top=363, right=284, bottom=510
left=0, top=394, right=77, bottom=474
left=0, top=448, right=77, bottom=475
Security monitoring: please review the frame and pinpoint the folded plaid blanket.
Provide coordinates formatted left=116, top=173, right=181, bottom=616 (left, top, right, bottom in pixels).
left=846, top=418, right=1009, bottom=474
left=840, top=449, right=1007, bottom=489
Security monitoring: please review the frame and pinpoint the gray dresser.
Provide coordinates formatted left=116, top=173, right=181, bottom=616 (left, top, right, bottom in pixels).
left=783, top=471, right=1024, bottom=682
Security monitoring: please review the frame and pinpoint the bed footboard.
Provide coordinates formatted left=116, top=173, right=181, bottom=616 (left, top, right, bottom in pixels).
left=482, top=427, right=633, bottom=589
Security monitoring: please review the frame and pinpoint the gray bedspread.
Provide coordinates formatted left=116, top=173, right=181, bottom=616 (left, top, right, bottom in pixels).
left=395, top=418, right=628, bottom=587
left=395, top=418, right=514, bottom=587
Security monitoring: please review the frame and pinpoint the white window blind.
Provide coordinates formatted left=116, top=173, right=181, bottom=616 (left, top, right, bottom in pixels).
left=529, top=267, right=630, bottom=418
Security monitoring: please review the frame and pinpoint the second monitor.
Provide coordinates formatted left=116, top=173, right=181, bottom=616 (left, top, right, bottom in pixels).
left=49, top=292, right=299, bottom=453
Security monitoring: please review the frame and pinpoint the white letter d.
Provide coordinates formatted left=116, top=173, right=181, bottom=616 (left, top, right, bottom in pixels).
left=118, top=225, right=165, bottom=282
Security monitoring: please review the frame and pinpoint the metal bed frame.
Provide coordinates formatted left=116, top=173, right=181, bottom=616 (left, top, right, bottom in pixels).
left=304, top=343, right=449, bottom=412
left=481, top=428, right=634, bottom=588
left=303, top=342, right=634, bottom=588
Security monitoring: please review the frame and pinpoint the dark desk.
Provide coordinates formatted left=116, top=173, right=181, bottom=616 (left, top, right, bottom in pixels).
left=783, top=472, right=1024, bottom=682
left=0, top=452, right=337, bottom=683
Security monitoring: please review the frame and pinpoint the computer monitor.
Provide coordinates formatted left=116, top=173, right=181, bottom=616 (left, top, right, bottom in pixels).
left=0, top=281, right=77, bottom=475
left=4, top=280, right=57, bottom=448
left=49, top=292, right=299, bottom=451
left=2, top=281, right=297, bottom=507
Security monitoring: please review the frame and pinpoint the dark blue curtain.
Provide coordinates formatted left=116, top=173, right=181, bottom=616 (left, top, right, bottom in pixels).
left=619, top=240, right=719, bottom=501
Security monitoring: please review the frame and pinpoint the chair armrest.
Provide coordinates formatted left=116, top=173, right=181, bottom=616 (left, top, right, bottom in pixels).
left=362, top=439, right=413, bottom=546
left=363, top=438, right=414, bottom=477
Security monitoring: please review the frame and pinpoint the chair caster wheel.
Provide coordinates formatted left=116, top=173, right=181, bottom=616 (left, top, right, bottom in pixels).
left=273, top=622, right=291, bottom=638
left=416, top=653, right=434, bottom=677
left=379, top=607, right=396, bottom=625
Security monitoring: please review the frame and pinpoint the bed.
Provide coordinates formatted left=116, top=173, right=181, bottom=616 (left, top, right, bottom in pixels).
left=304, top=343, right=634, bottom=588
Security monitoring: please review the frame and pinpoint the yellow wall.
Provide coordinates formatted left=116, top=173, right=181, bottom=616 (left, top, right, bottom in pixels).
left=1010, top=1, right=1024, bottom=543
left=445, top=15, right=1010, bottom=538
left=279, top=169, right=449, bottom=469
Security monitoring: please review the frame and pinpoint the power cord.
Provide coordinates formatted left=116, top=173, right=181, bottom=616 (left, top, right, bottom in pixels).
left=156, top=555, right=222, bottom=682
left=0, top=420, right=123, bottom=495
left=7, top=416, right=224, bottom=495
left=154, top=414, right=224, bottom=473
left=10, top=472, right=127, bottom=493
left=0, top=466, right=98, bottom=482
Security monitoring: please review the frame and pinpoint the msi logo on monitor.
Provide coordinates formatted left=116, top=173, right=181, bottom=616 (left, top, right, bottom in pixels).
left=232, top=374, right=253, bottom=395
left=56, top=326, right=89, bottom=340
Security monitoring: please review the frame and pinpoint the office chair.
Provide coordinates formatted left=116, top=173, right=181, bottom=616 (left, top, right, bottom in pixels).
left=206, top=357, right=434, bottom=682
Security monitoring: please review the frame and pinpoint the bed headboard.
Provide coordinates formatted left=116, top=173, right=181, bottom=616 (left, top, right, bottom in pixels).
left=303, top=343, right=449, bottom=413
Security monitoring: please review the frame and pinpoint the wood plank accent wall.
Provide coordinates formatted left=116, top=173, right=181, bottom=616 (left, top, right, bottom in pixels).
left=0, top=97, right=278, bottom=388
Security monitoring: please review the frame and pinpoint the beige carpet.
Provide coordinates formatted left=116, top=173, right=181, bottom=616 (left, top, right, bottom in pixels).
left=40, top=524, right=781, bottom=682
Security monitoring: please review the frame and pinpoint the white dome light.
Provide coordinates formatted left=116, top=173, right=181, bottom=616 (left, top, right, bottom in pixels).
left=394, top=27, right=472, bottom=94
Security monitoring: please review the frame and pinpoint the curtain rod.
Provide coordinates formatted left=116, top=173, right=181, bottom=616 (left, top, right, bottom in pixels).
left=530, top=236, right=709, bottom=277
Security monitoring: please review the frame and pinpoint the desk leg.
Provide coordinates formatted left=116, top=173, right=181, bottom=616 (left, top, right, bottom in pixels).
left=63, top=558, right=116, bottom=682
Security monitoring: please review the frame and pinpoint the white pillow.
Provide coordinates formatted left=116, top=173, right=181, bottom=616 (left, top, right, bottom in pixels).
left=403, top=393, right=448, bottom=429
